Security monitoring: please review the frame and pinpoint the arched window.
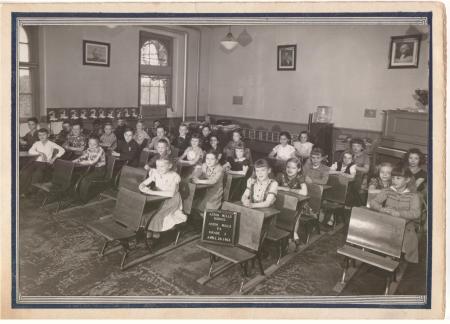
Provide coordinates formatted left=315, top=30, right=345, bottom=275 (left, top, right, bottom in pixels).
left=139, top=32, right=172, bottom=117
left=140, top=40, right=168, bottom=66
left=18, top=26, right=39, bottom=120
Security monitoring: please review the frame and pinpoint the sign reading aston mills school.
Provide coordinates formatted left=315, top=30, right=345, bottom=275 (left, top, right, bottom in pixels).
left=201, top=209, right=239, bottom=246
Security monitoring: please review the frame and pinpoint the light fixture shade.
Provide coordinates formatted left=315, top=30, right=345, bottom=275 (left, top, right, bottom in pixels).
left=220, top=32, right=239, bottom=50
left=237, top=28, right=252, bottom=47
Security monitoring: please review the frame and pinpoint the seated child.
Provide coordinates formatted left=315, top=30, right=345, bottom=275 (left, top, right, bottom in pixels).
left=19, top=117, right=39, bottom=150
left=368, top=162, right=393, bottom=193
left=276, top=157, right=307, bottom=244
left=145, top=125, right=170, bottom=152
left=241, top=159, right=278, bottom=209
left=192, top=150, right=224, bottom=213
left=367, top=162, right=393, bottom=208
left=172, top=123, right=190, bottom=157
left=19, top=128, right=66, bottom=196
left=293, top=131, right=314, bottom=162
left=330, top=151, right=356, bottom=179
left=178, top=134, right=204, bottom=167
left=133, top=120, right=151, bottom=148
left=303, top=147, right=330, bottom=185
left=150, top=119, right=162, bottom=137
left=114, top=118, right=127, bottom=141
left=350, top=138, right=370, bottom=174
left=223, top=143, right=250, bottom=176
left=139, top=158, right=187, bottom=248
left=112, top=128, right=140, bottom=167
left=200, top=124, right=212, bottom=151
left=90, top=119, right=104, bottom=138
left=223, top=129, right=246, bottom=159
left=62, top=122, right=87, bottom=160
left=208, top=134, right=223, bottom=163
left=55, top=120, right=72, bottom=146
left=145, top=139, right=173, bottom=170
left=269, top=131, right=296, bottom=161
left=99, top=123, right=117, bottom=151
left=404, top=148, right=427, bottom=193
left=369, top=164, right=421, bottom=263
left=72, top=137, right=106, bottom=203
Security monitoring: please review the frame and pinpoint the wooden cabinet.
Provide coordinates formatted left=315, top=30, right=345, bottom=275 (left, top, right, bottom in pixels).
left=309, top=122, right=334, bottom=163
left=374, top=110, right=428, bottom=166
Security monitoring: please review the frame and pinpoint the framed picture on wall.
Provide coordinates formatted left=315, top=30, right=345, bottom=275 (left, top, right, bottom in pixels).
left=277, top=44, right=297, bottom=71
left=83, top=40, right=110, bottom=67
left=388, top=35, right=421, bottom=68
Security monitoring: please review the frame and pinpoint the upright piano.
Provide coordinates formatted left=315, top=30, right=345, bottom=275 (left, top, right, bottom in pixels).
left=374, top=110, right=428, bottom=166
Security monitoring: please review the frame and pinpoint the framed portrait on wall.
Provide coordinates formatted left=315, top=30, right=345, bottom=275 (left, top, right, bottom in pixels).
left=83, top=40, right=110, bottom=67
left=277, top=44, right=297, bottom=71
left=388, top=35, right=421, bottom=68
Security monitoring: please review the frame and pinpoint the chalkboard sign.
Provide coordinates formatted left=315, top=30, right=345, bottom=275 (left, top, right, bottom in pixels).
left=201, top=209, right=240, bottom=246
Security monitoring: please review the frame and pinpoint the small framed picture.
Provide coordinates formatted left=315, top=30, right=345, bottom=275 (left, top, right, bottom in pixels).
left=83, top=40, right=110, bottom=67
left=388, top=35, right=421, bottom=69
left=277, top=44, right=297, bottom=71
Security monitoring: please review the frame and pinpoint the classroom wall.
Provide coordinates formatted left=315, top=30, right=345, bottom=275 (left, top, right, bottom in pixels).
left=203, top=25, right=430, bottom=131
left=40, top=25, right=201, bottom=119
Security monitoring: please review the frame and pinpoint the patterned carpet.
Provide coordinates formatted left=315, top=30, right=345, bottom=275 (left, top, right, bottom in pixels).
left=17, top=195, right=427, bottom=297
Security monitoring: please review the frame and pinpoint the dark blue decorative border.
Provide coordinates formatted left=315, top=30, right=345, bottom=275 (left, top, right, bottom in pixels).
left=11, top=11, right=433, bottom=310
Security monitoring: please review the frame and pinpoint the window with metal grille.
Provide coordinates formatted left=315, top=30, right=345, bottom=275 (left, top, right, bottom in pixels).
left=18, top=26, right=39, bottom=120
left=139, top=32, right=172, bottom=117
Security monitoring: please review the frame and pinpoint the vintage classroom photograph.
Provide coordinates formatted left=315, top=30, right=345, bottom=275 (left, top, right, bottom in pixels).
left=1, top=1, right=446, bottom=320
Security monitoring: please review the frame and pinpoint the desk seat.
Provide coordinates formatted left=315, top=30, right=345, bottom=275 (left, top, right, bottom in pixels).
left=197, top=241, right=256, bottom=264
left=337, top=244, right=399, bottom=272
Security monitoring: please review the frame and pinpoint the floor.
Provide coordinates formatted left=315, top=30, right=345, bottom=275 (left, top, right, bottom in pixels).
left=16, top=193, right=427, bottom=298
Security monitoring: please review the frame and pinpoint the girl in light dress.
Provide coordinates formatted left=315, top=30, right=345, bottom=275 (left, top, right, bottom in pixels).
left=139, top=157, right=187, bottom=248
left=268, top=131, right=296, bottom=161
left=293, top=131, right=314, bottom=163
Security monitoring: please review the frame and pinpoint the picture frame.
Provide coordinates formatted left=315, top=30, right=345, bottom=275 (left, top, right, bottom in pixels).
left=83, top=40, right=110, bottom=67
left=388, top=35, right=421, bottom=68
left=277, top=44, right=297, bottom=71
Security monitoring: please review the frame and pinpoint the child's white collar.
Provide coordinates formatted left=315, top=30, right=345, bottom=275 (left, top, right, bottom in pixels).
left=390, top=186, right=410, bottom=194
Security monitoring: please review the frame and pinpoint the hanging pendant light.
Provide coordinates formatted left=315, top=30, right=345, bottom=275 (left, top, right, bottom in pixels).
left=237, top=28, right=252, bottom=47
left=220, top=26, right=239, bottom=51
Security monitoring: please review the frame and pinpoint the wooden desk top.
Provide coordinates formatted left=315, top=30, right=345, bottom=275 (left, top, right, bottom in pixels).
left=19, top=152, right=36, bottom=158
left=278, top=191, right=310, bottom=202
left=227, top=173, right=246, bottom=179
left=194, top=183, right=215, bottom=190
left=328, top=172, right=355, bottom=182
left=142, top=193, right=170, bottom=203
left=230, top=201, right=280, bottom=219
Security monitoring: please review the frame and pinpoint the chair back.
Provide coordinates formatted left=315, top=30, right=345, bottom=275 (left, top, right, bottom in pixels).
left=170, top=146, right=179, bottom=159
left=179, top=181, right=196, bottom=215
left=104, top=155, right=118, bottom=181
left=347, top=207, right=406, bottom=259
left=52, top=159, right=75, bottom=190
left=267, top=157, right=286, bottom=175
left=138, top=150, right=152, bottom=168
left=305, top=183, right=324, bottom=214
left=222, top=173, right=233, bottom=202
left=274, top=192, right=302, bottom=233
left=366, top=192, right=378, bottom=208
left=222, top=201, right=265, bottom=252
left=113, top=187, right=147, bottom=230
left=322, top=174, right=351, bottom=205
left=118, top=166, right=148, bottom=192
left=274, top=192, right=299, bottom=211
